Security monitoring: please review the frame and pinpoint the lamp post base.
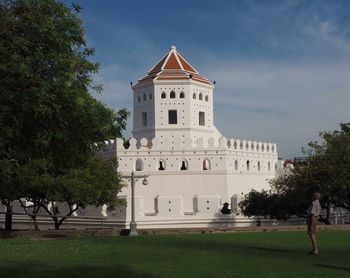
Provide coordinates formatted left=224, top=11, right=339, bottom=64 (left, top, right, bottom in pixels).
left=129, top=222, right=138, bottom=236
left=129, top=230, right=138, bottom=236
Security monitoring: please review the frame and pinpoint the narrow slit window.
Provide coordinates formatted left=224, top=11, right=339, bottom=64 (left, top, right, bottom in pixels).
left=203, top=159, right=210, bottom=170
left=199, top=112, right=205, bottom=126
left=135, top=159, right=143, bottom=171
left=141, top=112, right=147, bottom=127
left=168, top=110, right=177, bottom=124
left=180, top=160, right=188, bottom=170
left=158, top=160, right=165, bottom=171
left=235, top=160, right=239, bottom=170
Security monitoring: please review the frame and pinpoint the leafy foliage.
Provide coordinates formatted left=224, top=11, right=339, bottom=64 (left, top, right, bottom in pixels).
left=240, top=123, right=350, bottom=223
left=0, top=0, right=128, bottom=229
left=16, top=157, right=125, bottom=229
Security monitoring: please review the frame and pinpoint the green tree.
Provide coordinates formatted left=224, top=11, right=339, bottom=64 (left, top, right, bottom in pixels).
left=240, top=123, right=350, bottom=224
left=239, top=190, right=271, bottom=219
left=0, top=0, right=127, bottom=229
left=239, top=189, right=295, bottom=222
left=17, top=157, right=124, bottom=230
left=307, top=123, right=350, bottom=210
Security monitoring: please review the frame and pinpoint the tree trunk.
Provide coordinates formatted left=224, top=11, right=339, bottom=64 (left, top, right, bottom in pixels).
left=41, top=203, right=78, bottom=230
left=325, top=206, right=332, bottom=225
left=5, top=204, right=13, bottom=231
left=31, top=215, right=39, bottom=230
left=19, top=199, right=40, bottom=230
left=54, top=205, right=79, bottom=230
left=53, top=216, right=60, bottom=230
left=31, top=205, right=40, bottom=230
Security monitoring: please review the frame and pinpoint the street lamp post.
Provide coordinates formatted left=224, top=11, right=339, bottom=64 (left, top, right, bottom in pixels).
left=122, top=171, right=149, bottom=236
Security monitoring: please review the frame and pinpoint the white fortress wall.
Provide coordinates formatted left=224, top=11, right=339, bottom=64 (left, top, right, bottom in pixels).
left=112, top=136, right=278, bottom=223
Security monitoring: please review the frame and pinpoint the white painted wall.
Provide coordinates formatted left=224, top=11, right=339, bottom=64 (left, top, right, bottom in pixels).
left=132, top=79, right=222, bottom=142
left=106, top=135, right=278, bottom=228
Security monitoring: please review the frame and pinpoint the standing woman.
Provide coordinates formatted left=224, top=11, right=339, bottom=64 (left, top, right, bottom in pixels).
left=306, top=192, right=321, bottom=255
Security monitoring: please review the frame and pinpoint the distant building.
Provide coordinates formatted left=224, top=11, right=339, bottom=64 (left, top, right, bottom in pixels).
left=293, top=157, right=308, bottom=164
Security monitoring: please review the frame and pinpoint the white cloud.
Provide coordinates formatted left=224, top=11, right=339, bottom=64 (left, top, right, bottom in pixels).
left=200, top=58, right=350, bottom=157
left=84, top=1, right=350, bottom=158
left=295, top=11, right=350, bottom=52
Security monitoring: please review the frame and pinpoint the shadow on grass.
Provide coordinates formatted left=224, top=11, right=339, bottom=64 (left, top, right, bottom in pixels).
left=313, top=264, right=350, bottom=273
left=127, top=234, right=350, bottom=265
left=131, top=236, right=293, bottom=255
left=240, top=245, right=288, bottom=253
left=0, top=261, right=154, bottom=278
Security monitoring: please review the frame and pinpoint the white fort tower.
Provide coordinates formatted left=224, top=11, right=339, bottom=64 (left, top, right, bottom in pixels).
left=132, top=45, right=222, bottom=143
left=105, top=46, right=278, bottom=229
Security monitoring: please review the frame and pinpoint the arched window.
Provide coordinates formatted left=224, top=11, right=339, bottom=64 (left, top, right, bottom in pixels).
left=193, top=93, right=196, bottom=99
left=268, top=162, right=271, bottom=171
left=199, top=93, right=203, bottom=100
left=180, top=159, right=188, bottom=170
left=180, top=92, right=185, bottom=98
left=205, top=95, right=209, bottom=101
left=138, top=96, right=141, bottom=103
left=234, top=160, right=239, bottom=170
left=143, top=94, right=146, bottom=101
left=161, top=92, right=166, bottom=99
left=203, top=159, right=210, bottom=170
left=135, top=159, right=143, bottom=171
left=170, top=91, right=176, bottom=98
left=246, top=160, right=250, bottom=171
left=158, top=160, right=165, bottom=171
left=257, top=161, right=261, bottom=171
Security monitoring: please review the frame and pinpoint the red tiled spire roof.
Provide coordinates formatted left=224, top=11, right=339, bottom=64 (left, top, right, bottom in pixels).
left=138, top=46, right=212, bottom=85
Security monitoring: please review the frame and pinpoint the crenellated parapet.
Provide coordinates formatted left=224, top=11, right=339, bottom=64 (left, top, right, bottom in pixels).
left=104, top=136, right=277, bottom=154
left=100, top=136, right=278, bottom=175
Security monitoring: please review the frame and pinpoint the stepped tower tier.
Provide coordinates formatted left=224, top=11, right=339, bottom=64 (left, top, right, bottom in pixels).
left=131, top=46, right=222, bottom=143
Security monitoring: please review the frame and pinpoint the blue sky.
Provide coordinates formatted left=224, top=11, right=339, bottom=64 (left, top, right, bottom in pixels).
left=63, top=0, right=350, bottom=158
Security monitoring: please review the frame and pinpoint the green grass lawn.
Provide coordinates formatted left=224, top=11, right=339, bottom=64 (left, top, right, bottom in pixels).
left=0, top=230, right=349, bottom=277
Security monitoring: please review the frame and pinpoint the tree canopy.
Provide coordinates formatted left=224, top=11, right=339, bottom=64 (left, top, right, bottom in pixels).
left=240, top=123, right=350, bottom=224
left=0, top=0, right=127, bottom=229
